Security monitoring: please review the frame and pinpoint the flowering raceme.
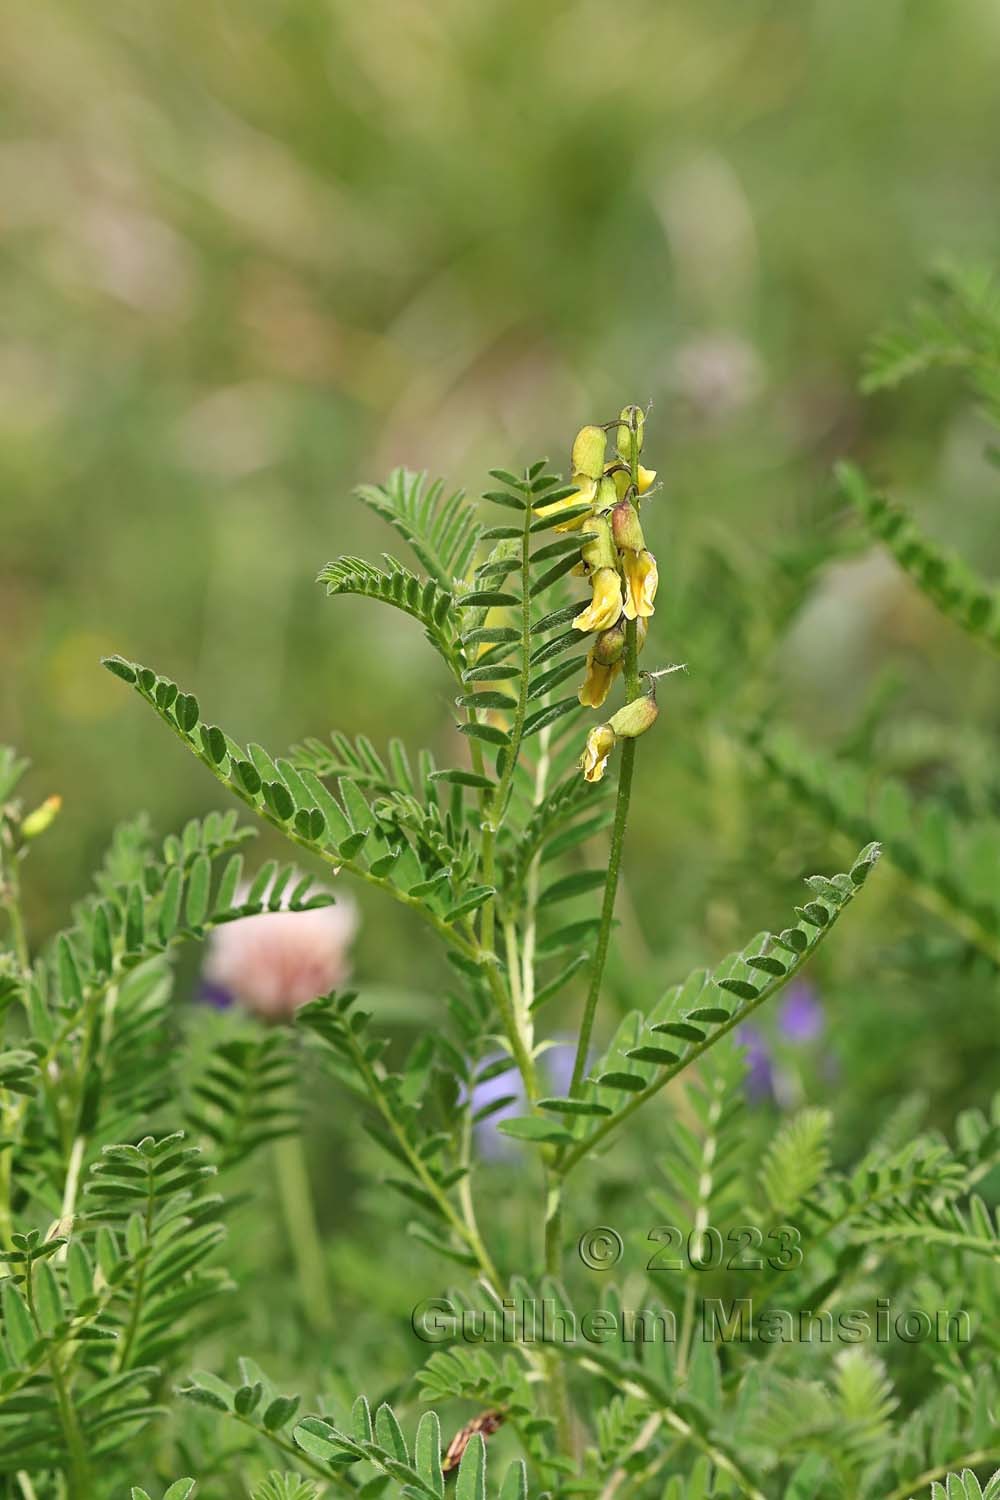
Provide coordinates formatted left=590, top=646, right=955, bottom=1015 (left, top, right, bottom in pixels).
left=203, top=880, right=358, bottom=1022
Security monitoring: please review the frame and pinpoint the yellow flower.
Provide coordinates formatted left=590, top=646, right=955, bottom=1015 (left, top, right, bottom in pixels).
left=578, top=653, right=621, bottom=708
left=533, top=477, right=596, bottom=532
left=609, top=463, right=656, bottom=500
left=574, top=567, right=623, bottom=634
left=623, top=549, right=658, bottom=620
left=581, top=723, right=616, bottom=783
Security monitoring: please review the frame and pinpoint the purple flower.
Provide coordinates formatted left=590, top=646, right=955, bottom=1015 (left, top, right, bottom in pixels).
left=737, top=1024, right=775, bottom=1103
left=470, top=1038, right=581, bottom=1160
left=777, top=981, right=825, bottom=1044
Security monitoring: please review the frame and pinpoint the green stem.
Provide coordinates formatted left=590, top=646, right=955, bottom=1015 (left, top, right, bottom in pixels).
left=558, top=897, right=850, bottom=1177
left=477, top=485, right=537, bottom=1093
left=885, top=1452, right=996, bottom=1500
left=566, top=734, right=636, bottom=1099
left=26, top=1262, right=89, bottom=1498
left=0, top=838, right=30, bottom=1251
left=542, top=1172, right=574, bottom=1458
left=348, top=1026, right=504, bottom=1290
left=273, top=1131, right=333, bottom=1330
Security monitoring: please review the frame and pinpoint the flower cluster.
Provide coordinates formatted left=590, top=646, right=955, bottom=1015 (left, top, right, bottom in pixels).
left=536, top=407, right=661, bottom=781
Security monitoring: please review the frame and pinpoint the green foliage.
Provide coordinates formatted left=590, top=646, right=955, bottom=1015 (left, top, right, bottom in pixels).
left=861, top=261, right=1000, bottom=419
left=6, top=370, right=1000, bottom=1500
left=837, top=463, right=1000, bottom=654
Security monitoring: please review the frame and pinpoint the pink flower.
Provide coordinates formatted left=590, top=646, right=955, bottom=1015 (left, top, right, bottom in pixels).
left=203, top=882, right=358, bottom=1023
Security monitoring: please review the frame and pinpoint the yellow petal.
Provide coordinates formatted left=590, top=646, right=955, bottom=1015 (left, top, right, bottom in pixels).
left=573, top=567, right=624, bottom=633
left=623, top=550, right=658, bottom=621
left=578, top=654, right=620, bottom=709
left=581, top=723, right=616, bottom=783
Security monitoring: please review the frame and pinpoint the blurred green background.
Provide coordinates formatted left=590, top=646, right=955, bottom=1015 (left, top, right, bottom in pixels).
left=4, top=0, right=1000, bottom=1127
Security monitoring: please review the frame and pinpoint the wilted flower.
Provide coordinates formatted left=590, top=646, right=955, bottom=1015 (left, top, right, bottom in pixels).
left=581, top=723, right=617, bottom=783
left=578, top=620, right=626, bottom=708
left=202, top=881, right=358, bottom=1023
left=578, top=653, right=619, bottom=709
left=623, top=549, right=658, bottom=620
left=573, top=567, right=623, bottom=634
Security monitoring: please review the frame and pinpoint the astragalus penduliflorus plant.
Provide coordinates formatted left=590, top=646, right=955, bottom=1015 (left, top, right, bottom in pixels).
left=2, top=403, right=998, bottom=1498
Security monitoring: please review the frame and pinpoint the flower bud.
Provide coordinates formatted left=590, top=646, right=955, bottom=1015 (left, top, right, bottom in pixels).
left=581, top=723, right=616, bottom=783
left=636, top=464, right=657, bottom=494
left=573, top=567, right=623, bottom=634
left=594, top=474, right=618, bottom=512
left=21, top=795, right=62, bottom=840
left=622, top=549, right=658, bottom=620
left=616, top=405, right=645, bottom=463
left=580, top=514, right=616, bottom=573
left=610, top=498, right=645, bottom=553
left=592, top=619, right=627, bottom=666
left=572, top=425, right=608, bottom=481
left=608, top=694, right=658, bottom=740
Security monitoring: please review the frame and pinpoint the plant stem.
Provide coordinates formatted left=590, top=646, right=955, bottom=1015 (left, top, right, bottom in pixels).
left=542, top=1172, right=574, bottom=1458
left=566, top=734, right=636, bottom=1099
left=565, top=425, right=644, bottom=1104
left=273, top=1131, right=333, bottom=1331
left=477, top=483, right=537, bottom=1094
left=25, top=1261, right=89, bottom=1498
left=0, top=838, right=30, bottom=1252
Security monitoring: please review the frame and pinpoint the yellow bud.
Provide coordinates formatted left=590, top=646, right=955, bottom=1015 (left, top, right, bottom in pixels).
left=573, top=567, right=624, bottom=634
left=581, top=723, right=616, bottom=783
left=580, top=514, right=616, bottom=573
left=21, top=795, right=62, bottom=840
left=608, top=694, right=658, bottom=740
left=616, top=405, right=645, bottom=463
left=636, top=465, right=657, bottom=494
left=572, top=425, right=608, bottom=481
left=622, top=549, right=658, bottom=620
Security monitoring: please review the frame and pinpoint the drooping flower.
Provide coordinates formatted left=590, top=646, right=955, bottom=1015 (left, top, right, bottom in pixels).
left=202, top=880, right=358, bottom=1023
left=578, top=619, right=626, bottom=708
left=622, top=549, right=658, bottom=620
left=578, top=652, right=620, bottom=709
left=581, top=723, right=616, bottom=783
left=573, top=567, right=623, bottom=634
